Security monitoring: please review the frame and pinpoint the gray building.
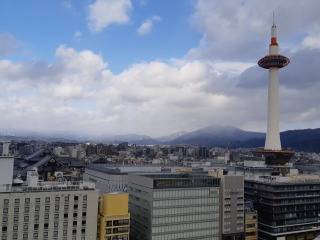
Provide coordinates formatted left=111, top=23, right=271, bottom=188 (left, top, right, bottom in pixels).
left=83, top=165, right=163, bottom=193
left=0, top=163, right=98, bottom=240
left=220, top=175, right=245, bottom=240
left=128, top=174, right=221, bottom=240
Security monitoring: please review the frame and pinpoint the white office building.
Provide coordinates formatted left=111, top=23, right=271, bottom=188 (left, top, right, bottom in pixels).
left=0, top=161, right=98, bottom=240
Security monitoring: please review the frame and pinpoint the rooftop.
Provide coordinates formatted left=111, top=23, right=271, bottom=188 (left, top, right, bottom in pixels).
left=246, top=174, right=320, bottom=185
left=0, top=180, right=95, bottom=193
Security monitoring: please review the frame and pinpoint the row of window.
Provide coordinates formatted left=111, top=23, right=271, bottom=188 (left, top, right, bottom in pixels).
left=2, top=195, right=87, bottom=206
left=153, top=206, right=219, bottom=216
left=153, top=197, right=218, bottom=207
left=152, top=213, right=219, bottom=225
left=152, top=221, right=219, bottom=234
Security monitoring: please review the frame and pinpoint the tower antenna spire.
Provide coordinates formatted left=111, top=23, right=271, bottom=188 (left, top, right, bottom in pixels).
left=272, top=11, right=275, bottom=26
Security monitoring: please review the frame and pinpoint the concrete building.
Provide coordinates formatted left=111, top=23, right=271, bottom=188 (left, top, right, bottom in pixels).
left=245, top=175, right=320, bottom=240
left=128, top=173, right=221, bottom=240
left=0, top=169, right=98, bottom=240
left=0, top=156, right=14, bottom=185
left=0, top=142, right=14, bottom=186
left=98, top=193, right=130, bottom=240
left=220, top=175, right=245, bottom=240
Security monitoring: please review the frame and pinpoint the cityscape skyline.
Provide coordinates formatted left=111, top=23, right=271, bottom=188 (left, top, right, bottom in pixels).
left=1, top=0, right=320, bottom=137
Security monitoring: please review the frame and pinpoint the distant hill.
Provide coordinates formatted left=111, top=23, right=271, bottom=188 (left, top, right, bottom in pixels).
left=167, top=125, right=264, bottom=146
left=165, top=126, right=320, bottom=153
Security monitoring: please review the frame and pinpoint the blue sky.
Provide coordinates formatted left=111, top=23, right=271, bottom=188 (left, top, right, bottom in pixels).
left=0, top=0, right=200, bottom=73
left=1, top=0, right=320, bottom=137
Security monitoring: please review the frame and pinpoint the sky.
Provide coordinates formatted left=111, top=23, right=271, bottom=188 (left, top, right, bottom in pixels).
left=1, top=0, right=320, bottom=138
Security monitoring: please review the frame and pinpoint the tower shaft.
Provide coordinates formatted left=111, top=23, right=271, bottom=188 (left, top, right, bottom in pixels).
left=265, top=67, right=281, bottom=150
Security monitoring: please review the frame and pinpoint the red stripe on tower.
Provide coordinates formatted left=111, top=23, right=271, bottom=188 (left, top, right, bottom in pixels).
left=271, top=37, right=278, bottom=46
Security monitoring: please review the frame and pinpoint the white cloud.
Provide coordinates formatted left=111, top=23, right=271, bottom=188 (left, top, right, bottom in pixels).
left=1, top=43, right=320, bottom=136
left=302, top=32, right=320, bottom=49
left=88, top=0, right=132, bottom=32
left=137, top=15, right=161, bottom=36
left=190, top=0, right=320, bottom=61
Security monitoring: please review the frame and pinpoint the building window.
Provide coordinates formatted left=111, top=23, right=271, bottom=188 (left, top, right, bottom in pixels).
left=106, top=221, right=112, bottom=227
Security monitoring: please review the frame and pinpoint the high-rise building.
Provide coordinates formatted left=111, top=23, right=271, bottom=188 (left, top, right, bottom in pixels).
left=128, top=174, right=221, bottom=240
left=220, top=175, right=245, bottom=240
left=98, top=193, right=130, bottom=240
left=0, top=169, right=98, bottom=240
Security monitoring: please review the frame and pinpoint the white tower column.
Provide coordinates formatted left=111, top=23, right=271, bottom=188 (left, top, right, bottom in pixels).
left=265, top=67, right=281, bottom=150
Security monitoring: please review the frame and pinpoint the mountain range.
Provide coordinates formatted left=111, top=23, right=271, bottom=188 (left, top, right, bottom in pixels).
left=114, top=125, right=320, bottom=153
left=1, top=125, right=320, bottom=152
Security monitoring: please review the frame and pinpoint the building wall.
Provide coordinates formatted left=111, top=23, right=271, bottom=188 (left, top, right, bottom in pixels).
left=0, top=157, right=14, bottom=185
left=83, top=168, right=128, bottom=193
left=0, top=189, right=98, bottom=240
left=128, top=174, right=220, bottom=240
left=98, top=193, right=130, bottom=240
left=245, top=211, right=257, bottom=240
left=220, top=175, right=245, bottom=240
left=245, top=179, right=320, bottom=240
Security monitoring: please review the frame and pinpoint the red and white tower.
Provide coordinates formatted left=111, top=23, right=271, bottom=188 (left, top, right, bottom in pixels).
left=258, top=19, right=289, bottom=151
left=256, top=18, right=293, bottom=166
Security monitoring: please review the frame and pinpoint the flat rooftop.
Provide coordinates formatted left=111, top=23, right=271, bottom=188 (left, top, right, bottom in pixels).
left=136, top=173, right=221, bottom=189
left=0, top=181, right=95, bottom=193
left=246, top=174, right=320, bottom=185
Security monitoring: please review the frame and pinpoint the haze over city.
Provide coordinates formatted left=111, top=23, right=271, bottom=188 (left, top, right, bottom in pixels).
left=1, top=0, right=320, bottom=137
